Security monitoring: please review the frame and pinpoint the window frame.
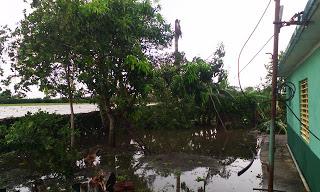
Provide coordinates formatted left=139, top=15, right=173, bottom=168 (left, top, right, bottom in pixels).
left=299, top=78, right=310, bottom=143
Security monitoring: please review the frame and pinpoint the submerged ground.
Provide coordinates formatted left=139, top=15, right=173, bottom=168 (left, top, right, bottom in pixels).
left=0, top=126, right=263, bottom=192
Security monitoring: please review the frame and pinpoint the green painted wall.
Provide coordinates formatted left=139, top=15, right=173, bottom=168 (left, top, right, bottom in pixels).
left=288, top=126, right=320, bottom=192
left=286, top=47, right=320, bottom=191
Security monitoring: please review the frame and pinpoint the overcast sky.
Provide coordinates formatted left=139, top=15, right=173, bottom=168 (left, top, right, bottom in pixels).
left=159, top=0, right=308, bottom=87
left=0, top=0, right=308, bottom=98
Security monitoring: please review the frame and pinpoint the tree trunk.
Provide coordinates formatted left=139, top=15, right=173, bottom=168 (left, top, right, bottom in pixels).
left=65, top=64, right=75, bottom=148
left=107, top=109, right=115, bottom=147
left=98, top=95, right=115, bottom=147
left=176, top=173, right=181, bottom=192
left=98, top=98, right=108, bottom=134
left=69, top=97, right=75, bottom=147
left=212, top=99, right=227, bottom=132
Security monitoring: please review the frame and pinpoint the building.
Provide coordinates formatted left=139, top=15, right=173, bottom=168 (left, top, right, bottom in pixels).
left=279, top=0, right=320, bottom=191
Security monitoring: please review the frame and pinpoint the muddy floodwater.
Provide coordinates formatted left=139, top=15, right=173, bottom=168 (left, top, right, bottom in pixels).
left=0, top=124, right=263, bottom=192
left=130, top=129, right=263, bottom=191
left=0, top=104, right=98, bottom=119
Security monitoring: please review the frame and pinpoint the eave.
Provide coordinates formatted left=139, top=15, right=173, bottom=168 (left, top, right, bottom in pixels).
left=279, top=0, right=320, bottom=77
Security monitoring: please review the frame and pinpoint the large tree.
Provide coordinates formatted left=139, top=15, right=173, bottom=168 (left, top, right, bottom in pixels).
left=9, top=0, right=172, bottom=147
left=8, top=0, right=84, bottom=147
left=74, top=0, right=172, bottom=146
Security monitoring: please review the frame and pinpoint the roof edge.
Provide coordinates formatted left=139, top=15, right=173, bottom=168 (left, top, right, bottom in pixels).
left=279, top=0, right=318, bottom=75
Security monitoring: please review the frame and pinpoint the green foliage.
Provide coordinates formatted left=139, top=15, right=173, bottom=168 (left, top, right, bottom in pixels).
left=196, top=176, right=205, bottom=182
left=8, top=0, right=82, bottom=96
left=0, top=124, right=7, bottom=137
left=223, top=85, right=287, bottom=132
left=130, top=44, right=232, bottom=130
left=3, top=111, right=76, bottom=176
left=6, top=0, right=173, bottom=141
left=131, top=98, right=195, bottom=130
left=171, top=59, right=214, bottom=103
left=74, top=0, right=173, bottom=112
left=0, top=89, right=26, bottom=101
left=0, top=25, right=10, bottom=77
left=0, top=89, right=13, bottom=99
left=0, top=26, right=7, bottom=52
left=116, top=175, right=129, bottom=182
left=81, top=0, right=109, bottom=14
left=0, top=124, right=8, bottom=151
left=125, top=55, right=152, bottom=75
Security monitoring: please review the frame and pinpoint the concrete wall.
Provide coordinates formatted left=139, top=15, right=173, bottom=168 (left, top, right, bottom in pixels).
left=287, top=47, right=320, bottom=192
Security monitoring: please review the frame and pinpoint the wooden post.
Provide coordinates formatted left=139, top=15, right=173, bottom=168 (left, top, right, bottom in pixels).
left=176, top=173, right=181, bottom=192
left=269, top=0, right=281, bottom=191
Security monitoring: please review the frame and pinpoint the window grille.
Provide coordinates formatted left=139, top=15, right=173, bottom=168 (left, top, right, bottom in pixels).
left=300, top=79, right=309, bottom=142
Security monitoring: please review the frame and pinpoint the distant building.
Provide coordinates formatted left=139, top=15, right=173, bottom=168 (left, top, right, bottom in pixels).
left=279, top=0, right=320, bottom=191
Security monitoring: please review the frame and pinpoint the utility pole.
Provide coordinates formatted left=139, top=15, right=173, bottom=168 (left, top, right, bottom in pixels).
left=174, top=19, right=182, bottom=66
left=176, top=173, right=181, bottom=192
left=269, top=0, right=281, bottom=191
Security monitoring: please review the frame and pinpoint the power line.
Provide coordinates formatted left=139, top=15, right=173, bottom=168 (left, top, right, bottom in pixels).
left=239, top=35, right=274, bottom=73
left=237, top=0, right=272, bottom=93
left=280, top=82, right=320, bottom=142
left=285, top=102, right=320, bottom=142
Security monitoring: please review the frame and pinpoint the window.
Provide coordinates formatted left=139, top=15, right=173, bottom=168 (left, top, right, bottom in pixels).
left=300, top=79, right=309, bottom=142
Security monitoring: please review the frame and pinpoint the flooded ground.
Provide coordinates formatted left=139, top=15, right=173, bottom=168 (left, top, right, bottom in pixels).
left=134, top=152, right=262, bottom=191
left=0, top=127, right=263, bottom=192
left=131, top=129, right=263, bottom=191
left=0, top=104, right=98, bottom=119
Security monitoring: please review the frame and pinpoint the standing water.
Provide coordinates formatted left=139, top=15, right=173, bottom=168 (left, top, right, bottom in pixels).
left=0, top=104, right=98, bottom=119
left=0, top=125, right=263, bottom=191
left=129, top=129, right=263, bottom=191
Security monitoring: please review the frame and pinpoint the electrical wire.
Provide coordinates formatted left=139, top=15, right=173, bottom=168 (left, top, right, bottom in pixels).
left=233, top=0, right=320, bottom=143
left=237, top=0, right=272, bottom=94
left=239, top=35, right=274, bottom=73
left=285, top=102, right=320, bottom=142
left=280, top=82, right=320, bottom=142
left=278, top=81, right=295, bottom=102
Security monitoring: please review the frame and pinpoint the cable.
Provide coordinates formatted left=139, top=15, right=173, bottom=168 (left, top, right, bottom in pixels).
left=278, top=81, right=295, bottom=102
left=280, top=81, right=320, bottom=142
left=285, top=102, right=320, bottom=142
left=237, top=0, right=272, bottom=94
left=239, top=35, right=274, bottom=73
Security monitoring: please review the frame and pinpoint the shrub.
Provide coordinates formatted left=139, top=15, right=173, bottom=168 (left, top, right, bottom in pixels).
left=4, top=111, right=77, bottom=177
left=0, top=124, right=8, bottom=151
left=130, top=99, right=195, bottom=130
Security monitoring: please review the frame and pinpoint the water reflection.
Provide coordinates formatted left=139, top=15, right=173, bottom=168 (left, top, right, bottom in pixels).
left=1, top=128, right=262, bottom=191
left=130, top=129, right=262, bottom=191
left=137, top=129, right=254, bottom=159
left=133, top=155, right=262, bottom=191
left=76, top=156, right=101, bottom=168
